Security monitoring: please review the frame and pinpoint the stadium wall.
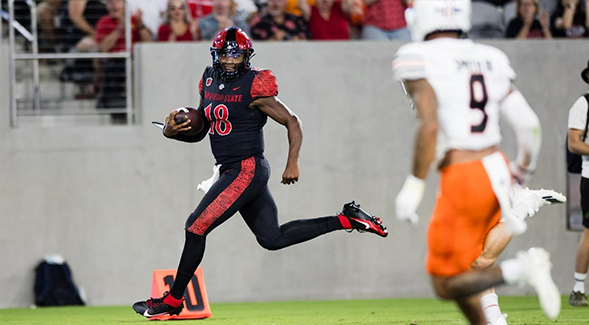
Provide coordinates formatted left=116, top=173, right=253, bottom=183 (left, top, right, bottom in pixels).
left=0, top=40, right=587, bottom=308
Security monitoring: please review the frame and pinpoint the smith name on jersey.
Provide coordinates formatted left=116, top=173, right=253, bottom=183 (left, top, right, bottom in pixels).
left=198, top=66, right=279, bottom=165
left=392, top=38, right=516, bottom=159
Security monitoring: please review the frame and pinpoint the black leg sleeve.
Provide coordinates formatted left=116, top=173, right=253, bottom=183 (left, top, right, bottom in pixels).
left=240, top=187, right=343, bottom=251
left=169, top=231, right=206, bottom=300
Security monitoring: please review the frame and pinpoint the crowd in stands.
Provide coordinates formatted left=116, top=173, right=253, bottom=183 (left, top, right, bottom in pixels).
left=4, top=0, right=587, bottom=52
left=1, top=0, right=586, bottom=115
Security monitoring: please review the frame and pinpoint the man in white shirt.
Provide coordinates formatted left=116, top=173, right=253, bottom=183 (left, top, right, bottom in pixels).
left=567, top=59, right=589, bottom=307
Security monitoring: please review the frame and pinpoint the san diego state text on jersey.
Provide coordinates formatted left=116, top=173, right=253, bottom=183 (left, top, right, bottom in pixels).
left=198, top=66, right=279, bottom=165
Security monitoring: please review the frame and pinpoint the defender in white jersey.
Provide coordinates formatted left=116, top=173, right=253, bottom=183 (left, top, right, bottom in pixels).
left=392, top=1, right=560, bottom=324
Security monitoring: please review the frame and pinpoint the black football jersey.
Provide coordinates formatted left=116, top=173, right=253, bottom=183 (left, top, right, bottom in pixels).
left=198, top=66, right=279, bottom=165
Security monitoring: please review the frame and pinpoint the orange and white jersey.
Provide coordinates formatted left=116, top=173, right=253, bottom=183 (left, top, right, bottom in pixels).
left=392, top=38, right=515, bottom=159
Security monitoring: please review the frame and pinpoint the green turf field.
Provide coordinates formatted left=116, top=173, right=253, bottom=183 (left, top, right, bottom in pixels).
left=0, top=296, right=585, bottom=325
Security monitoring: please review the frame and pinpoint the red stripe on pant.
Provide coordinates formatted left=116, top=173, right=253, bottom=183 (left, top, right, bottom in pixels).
left=188, top=157, right=256, bottom=235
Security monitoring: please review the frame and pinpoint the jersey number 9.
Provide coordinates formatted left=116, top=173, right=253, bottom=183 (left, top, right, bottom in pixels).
left=469, top=74, right=488, bottom=133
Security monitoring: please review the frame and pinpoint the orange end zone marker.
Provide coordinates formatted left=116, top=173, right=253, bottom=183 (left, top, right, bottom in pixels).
left=149, top=268, right=212, bottom=320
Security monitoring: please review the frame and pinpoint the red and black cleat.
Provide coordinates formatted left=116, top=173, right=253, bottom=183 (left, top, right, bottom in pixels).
left=132, top=291, right=184, bottom=318
left=338, top=201, right=388, bottom=237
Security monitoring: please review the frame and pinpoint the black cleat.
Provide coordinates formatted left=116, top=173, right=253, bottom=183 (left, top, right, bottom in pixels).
left=569, top=291, right=589, bottom=307
left=339, top=201, right=388, bottom=237
left=132, top=291, right=184, bottom=318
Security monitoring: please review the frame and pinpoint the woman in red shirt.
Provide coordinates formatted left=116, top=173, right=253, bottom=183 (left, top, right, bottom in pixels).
left=298, top=0, right=352, bottom=40
left=158, top=0, right=200, bottom=41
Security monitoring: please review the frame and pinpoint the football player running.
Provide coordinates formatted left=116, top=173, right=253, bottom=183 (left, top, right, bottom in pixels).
left=393, top=1, right=561, bottom=324
left=132, top=27, right=388, bottom=319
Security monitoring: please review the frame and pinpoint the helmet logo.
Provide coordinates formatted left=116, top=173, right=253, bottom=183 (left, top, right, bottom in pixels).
left=206, top=77, right=213, bottom=87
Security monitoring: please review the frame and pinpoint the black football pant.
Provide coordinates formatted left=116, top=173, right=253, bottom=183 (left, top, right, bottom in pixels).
left=169, top=155, right=343, bottom=300
left=581, top=177, right=589, bottom=228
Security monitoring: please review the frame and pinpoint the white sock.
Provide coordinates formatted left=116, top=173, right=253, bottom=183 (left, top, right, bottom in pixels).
left=500, top=258, right=523, bottom=285
left=480, top=293, right=503, bottom=323
left=574, top=272, right=587, bottom=293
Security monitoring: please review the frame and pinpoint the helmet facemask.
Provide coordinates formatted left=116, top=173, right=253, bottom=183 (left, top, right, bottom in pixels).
left=210, top=27, right=254, bottom=81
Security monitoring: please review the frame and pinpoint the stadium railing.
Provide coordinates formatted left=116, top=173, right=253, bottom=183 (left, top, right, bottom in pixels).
left=5, top=0, right=134, bottom=127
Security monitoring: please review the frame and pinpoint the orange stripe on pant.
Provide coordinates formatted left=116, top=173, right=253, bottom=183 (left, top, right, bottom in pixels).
left=426, top=159, right=501, bottom=277
left=187, top=157, right=256, bottom=235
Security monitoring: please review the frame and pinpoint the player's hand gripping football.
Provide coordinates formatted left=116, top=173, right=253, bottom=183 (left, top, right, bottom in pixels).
left=395, top=175, right=426, bottom=226
left=281, top=162, right=299, bottom=185
left=163, top=110, right=192, bottom=138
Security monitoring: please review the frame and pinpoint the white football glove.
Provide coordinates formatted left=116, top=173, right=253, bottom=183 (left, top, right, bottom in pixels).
left=197, top=164, right=221, bottom=194
left=395, top=175, right=426, bottom=226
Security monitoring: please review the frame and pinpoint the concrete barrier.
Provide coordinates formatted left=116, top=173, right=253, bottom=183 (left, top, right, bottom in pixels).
left=0, top=40, right=587, bottom=308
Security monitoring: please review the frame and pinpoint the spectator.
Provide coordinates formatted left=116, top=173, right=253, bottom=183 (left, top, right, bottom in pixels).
left=361, top=0, right=410, bottom=41
left=551, top=0, right=589, bottom=38
left=158, top=0, right=199, bottom=41
left=60, top=0, right=108, bottom=98
left=567, top=60, right=589, bottom=307
left=298, top=0, right=352, bottom=40
left=95, top=0, right=152, bottom=110
left=505, top=0, right=552, bottom=39
left=96, top=0, right=152, bottom=53
left=250, top=0, right=309, bottom=40
left=198, top=0, right=249, bottom=39
left=37, top=0, right=63, bottom=52
left=65, top=0, right=108, bottom=52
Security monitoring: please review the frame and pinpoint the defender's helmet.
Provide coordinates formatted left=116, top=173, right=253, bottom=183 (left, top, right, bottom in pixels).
left=405, top=0, right=471, bottom=41
left=210, top=27, right=254, bottom=81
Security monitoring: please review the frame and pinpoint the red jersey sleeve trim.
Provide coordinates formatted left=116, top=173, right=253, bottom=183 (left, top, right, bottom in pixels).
left=251, top=70, right=279, bottom=99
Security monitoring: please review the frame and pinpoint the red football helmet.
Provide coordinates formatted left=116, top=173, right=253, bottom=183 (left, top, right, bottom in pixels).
left=210, top=27, right=255, bottom=80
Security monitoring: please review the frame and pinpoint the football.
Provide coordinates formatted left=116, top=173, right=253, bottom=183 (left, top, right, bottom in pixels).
left=174, top=107, right=205, bottom=136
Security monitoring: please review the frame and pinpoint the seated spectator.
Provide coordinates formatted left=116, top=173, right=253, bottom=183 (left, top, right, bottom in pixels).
left=551, top=0, right=589, bottom=38
left=96, top=0, right=152, bottom=53
left=95, top=0, right=152, bottom=110
left=298, top=0, right=352, bottom=40
left=198, top=0, right=249, bottom=39
left=250, top=0, right=309, bottom=40
left=361, top=0, right=410, bottom=41
left=158, top=0, right=199, bottom=41
left=60, top=0, right=108, bottom=98
left=37, top=0, right=64, bottom=52
left=505, top=0, right=552, bottom=39
left=65, top=0, right=108, bottom=52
